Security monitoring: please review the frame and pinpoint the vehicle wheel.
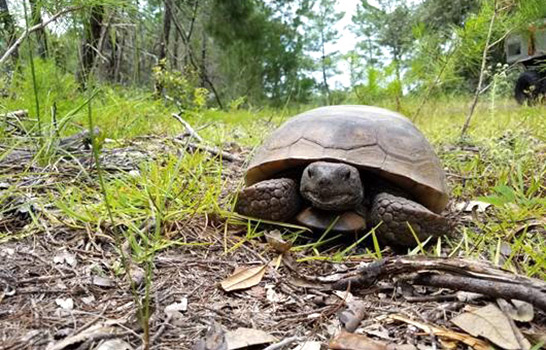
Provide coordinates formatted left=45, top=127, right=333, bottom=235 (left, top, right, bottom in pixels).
left=514, top=70, right=543, bottom=105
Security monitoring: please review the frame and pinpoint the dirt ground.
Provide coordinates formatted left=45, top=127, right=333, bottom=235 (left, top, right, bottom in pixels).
left=1, top=135, right=545, bottom=350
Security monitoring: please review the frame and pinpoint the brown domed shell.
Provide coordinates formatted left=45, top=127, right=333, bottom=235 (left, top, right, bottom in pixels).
left=245, top=105, right=448, bottom=213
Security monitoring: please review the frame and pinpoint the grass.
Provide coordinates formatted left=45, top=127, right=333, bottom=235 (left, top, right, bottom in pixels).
left=1, top=61, right=545, bottom=279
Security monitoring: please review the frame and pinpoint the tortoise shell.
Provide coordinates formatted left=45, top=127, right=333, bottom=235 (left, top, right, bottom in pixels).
left=245, top=105, right=448, bottom=213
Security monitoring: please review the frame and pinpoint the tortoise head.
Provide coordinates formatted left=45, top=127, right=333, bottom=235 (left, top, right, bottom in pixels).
left=300, top=161, right=363, bottom=211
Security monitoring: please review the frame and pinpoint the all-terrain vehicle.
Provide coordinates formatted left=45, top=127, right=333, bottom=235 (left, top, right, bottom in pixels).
left=505, top=19, right=546, bottom=104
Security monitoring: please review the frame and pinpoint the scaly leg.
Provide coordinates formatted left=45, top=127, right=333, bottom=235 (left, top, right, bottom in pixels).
left=235, top=178, right=301, bottom=221
left=370, top=192, right=451, bottom=247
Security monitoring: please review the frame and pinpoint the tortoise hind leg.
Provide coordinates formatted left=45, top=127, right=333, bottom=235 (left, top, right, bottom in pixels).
left=235, top=178, right=301, bottom=221
left=370, top=192, right=451, bottom=247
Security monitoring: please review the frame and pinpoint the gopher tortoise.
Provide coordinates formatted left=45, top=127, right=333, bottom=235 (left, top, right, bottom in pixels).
left=235, top=105, right=450, bottom=246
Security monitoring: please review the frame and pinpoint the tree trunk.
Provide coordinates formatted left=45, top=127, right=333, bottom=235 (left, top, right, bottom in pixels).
left=0, top=0, right=17, bottom=62
left=156, top=0, right=172, bottom=95
left=158, top=0, right=172, bottom=63
left=200, top=30, right=207, bottom=88
left=173, top=28, right=180, bottom=69
left=77, top=5, right=105, bottom=86
left=320, top=30, right=330, bottom=105
left=29, top=0, right=48, bottom=59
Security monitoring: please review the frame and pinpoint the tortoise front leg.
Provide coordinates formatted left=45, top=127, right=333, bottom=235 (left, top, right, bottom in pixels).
left=370, top=192, right=451, bottom=247
left=235, top=178, right=301, bottom=221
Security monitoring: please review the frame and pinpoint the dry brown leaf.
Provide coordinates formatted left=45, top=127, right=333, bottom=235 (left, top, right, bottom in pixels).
left=497, top=299, right=534, bottom=322
left=389, top=314, right=491, bottom=350
left=220, top=265, right=266, bottom=292
left=265, top=229, right=292, bottom=253
left=224, top=327, right=277, bottom=350
left=451, top=304, right=530, bottom=350
left=329, top=331, right=388, bottom=350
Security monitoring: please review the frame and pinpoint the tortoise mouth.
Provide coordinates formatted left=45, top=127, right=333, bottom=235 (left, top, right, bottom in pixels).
left=303, top=191, right=359, bottom=211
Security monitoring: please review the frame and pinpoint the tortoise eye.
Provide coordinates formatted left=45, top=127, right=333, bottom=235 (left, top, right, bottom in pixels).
left=342, top=169, right=351, bottom=180
left=307, top=168, right=314, bottom=178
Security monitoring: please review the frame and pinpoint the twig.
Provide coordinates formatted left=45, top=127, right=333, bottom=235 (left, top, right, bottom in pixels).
left=411, top=274, right=546, bottom=311
left=0, top=110, right=28, bottom=119
left=0, top=6, right=83, bottom=65
left=146, top=314, right=172, bottom=348
left=329, top=255, right=546, bottom=312
left=172, top=138, right=242, bottom=162
left=460, top=0, right=497, bottom=138
left=171, top=113, right=203, bottom=142
left=263, top=336, right=302, bottom=350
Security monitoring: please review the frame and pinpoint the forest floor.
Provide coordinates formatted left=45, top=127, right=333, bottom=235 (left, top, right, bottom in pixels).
left=0, top=97, right=545, bottom=350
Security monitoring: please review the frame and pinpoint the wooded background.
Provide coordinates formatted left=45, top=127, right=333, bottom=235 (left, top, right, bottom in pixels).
left=0, top=0, right=544, bottom=109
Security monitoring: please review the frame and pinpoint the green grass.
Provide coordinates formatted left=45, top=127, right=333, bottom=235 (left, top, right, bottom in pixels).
left=1, top=61, right=545, bottom=281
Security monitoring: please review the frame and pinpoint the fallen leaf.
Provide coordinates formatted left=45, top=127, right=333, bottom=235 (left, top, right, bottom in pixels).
left=220, top=265, right=267, bottom=292
left=96, top=339, right=133, bottom=350
left=224, top=328, right=277, bottom=350
left=53, top=251, right=77, bottom=267
left=81, top=295, right=96, bottom=305
left=265, top=284, right=284, bottom=303
left=46, top=324, right=122, bottom=350
left=165, top=297, right=188, bottom=319
left=456, top=291, right=483, bottom=302
left=451, top=304, right=530, bottom=350
left=193, top=322, right=227, bottom=350
left=455, top=200, right=491, bottom=213
left=92, top=276, right=115, bottom=288
left=333, top=290, right=355, bottom=304
left=497, top=299, right=534, bottom=322
left=329, top=331, right=388, bottom=350
left=55, top=298, right=74, bottom=310
left=265, top=229, right=292, bottom=253
left=291, top=341, right=322, bottom=350
left=390, top=314, right=491, bottom=350
left=362, top=324, right=391, bottom=341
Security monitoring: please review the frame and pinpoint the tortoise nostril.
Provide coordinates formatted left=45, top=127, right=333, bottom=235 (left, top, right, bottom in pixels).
left=342, top=169, right=351, bottom=181
left=318, top=178, right=330, bottom=186
left=307, top=168, right=314, bottom=178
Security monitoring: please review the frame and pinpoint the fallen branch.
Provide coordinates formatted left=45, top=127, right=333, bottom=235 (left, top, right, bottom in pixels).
left=329, top=255, right=546, bottom=312
left=172, top=138, right=242, bottom=162
left=0, top=6, right=83, bottom=66
left=263, top=336, right=302, bottom=350
left=172, top=113, right=203, bottom=142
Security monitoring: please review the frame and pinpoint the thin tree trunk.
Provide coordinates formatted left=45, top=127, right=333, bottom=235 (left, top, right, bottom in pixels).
left=200, top=30, right=207, bottom=88
left=0, top=0, right=18, bottom=62
left=115, top=35, right=124, bottom=82
left=158, top=0, right=172, bottom=62
left=156, top=0, right=172, bottom=95
left=29, top=0, right=48, bottom=59
left=169, top=11, right=224, bottom=109
left=460, top=0, right=497, bottom=138
left=77, top=5, right=105, bottom=86
left=320, top=30, right=330, bottom=105
left=173, top=27, right=180, bottom=69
